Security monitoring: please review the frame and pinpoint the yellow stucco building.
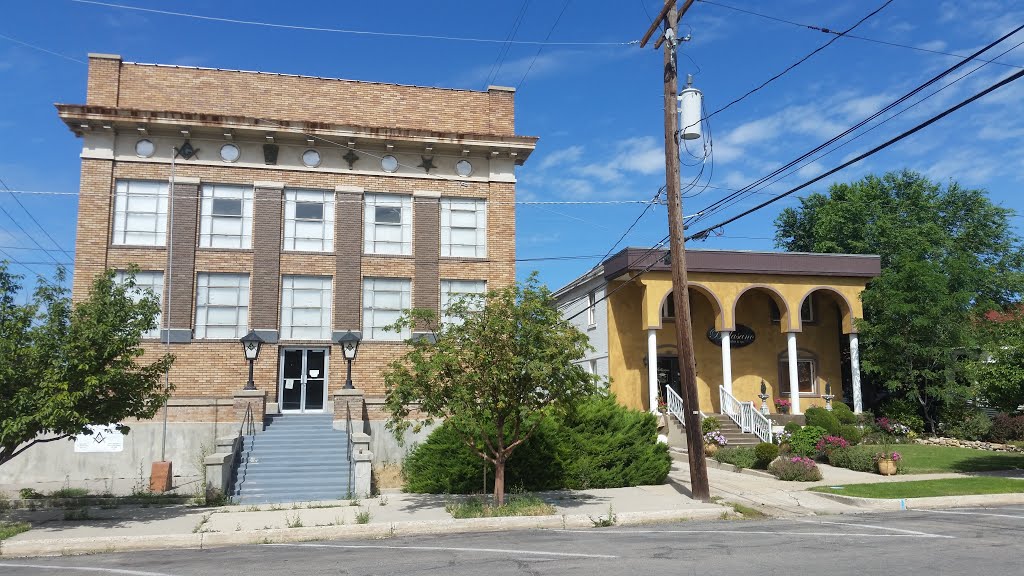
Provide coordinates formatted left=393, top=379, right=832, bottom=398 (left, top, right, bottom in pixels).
left=555, top=248, right=881, bottom=418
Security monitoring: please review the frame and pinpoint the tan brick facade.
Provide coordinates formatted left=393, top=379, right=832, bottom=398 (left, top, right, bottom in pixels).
left=60, top=54, right=535, bottom=424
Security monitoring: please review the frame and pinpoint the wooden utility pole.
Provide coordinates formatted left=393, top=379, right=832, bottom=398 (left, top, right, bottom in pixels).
left=641, top=0, right=710, bottom=502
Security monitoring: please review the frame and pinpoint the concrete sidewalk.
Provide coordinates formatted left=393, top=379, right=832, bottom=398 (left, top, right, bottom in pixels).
left=0, top=484, right=729, bottom=558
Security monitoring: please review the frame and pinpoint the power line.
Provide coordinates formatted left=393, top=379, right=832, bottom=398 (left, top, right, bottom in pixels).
left=70, top=0, right=636, bottom=46
left=697, top=0, right=1024, bottom=70
left=486, top=0, right=532, bottom=87
left=0, top=203, right=63, bottom=266
left=563, top=234, right=671, bottom=322
left=517, top=0, right=571, bottom=90
left=688, top=25, right=1024, bottom=227
left=686, top=65, right=1024, bottom=242
left=692, top=0, right=893, bottom=127
left=596, top=187, right=664, bottom=264
left=0, top=32, right=86, bottom=64
left=0, top=178, right=74, bottom=261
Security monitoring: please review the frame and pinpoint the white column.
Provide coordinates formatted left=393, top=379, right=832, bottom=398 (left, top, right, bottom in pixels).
left=787, top=331, right=801, bottom=415
left=720, top=330, right=733, bottom=396
left=647, top=328, right=659, bottom=414
left=850, top=332, right=863, bottom=414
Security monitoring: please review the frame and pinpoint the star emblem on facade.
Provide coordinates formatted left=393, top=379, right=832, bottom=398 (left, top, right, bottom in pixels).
left=417, top=156, right=437, bottom=173
left=343, top=149, right=359, bottom=169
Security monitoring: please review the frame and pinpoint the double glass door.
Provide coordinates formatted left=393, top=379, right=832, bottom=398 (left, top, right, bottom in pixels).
left=280, top=348, right=328, bottom=413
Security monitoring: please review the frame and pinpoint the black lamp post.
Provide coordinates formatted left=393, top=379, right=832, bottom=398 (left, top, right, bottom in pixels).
left=239, top=330, right=264, bottom=391
left=336, top=331, right=361, bottom=389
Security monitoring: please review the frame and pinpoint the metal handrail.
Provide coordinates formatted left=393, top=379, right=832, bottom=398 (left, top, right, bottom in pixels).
left=234, top=403, right=256, bottom=495
left=345, top=400, right=354, bottom=498
left=719, top=386, right=773, bottom=444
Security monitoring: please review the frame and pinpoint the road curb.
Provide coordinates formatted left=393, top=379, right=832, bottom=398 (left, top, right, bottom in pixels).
left=811, top=491, right=1024, bottom=511
left=0, top=507, right=730, bottom=558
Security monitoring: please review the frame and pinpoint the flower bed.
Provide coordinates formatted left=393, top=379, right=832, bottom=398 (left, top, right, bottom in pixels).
left=768, top=456, right=822, bottom=481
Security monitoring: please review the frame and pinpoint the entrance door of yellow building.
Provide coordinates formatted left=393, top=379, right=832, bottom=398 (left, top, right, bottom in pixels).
left=656, top=357, right=681, bottom=403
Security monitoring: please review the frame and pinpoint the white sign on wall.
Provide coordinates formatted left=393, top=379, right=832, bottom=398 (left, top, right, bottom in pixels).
left=73, top=425, right=125, bottom=453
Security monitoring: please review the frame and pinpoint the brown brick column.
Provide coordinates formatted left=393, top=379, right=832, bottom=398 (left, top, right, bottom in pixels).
left=163, top=176, right=199, bottom=343
left=86, top=53, right=121, bottom=107
left=251, top=181, right=284, bottom=342
left=72, top=159, right=114, bottom=302
left=413, top=191, right=440, bottom=333
left=333, top=185, right=363, bottom=336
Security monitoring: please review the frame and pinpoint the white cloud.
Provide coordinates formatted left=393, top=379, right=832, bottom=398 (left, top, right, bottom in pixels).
left=917, top=40, right=948, bottom=52
left=613, top=136, right=663, bottom=175
left=537, top=145, right=584, bottom=171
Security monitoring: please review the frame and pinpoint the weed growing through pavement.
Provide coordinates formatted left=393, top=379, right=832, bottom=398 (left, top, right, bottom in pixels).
left=285, top=513, right=304, bottom=528
left=589, top=504, right=617, bottom=528
left=356, top=509, right=371, bottom=524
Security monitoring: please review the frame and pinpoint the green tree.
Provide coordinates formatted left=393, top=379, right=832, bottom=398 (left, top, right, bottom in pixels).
left=968, top=312, right=1024, bottom=413
left=0, top=265, right=175, bottom=466
left=382, top=274, right=598, bottom=505
left=774, top=170, right=1024, bottom=431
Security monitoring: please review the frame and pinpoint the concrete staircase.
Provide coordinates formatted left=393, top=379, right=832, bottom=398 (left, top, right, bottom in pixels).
left=666, top=413, right=762, bottom=454
left=231, top=413, right=351, bottom=504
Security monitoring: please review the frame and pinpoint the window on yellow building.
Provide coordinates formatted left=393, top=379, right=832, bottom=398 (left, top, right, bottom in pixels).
left=770, top=294, right=815, bottom=324
left=778, top=350, right=818, bottom=396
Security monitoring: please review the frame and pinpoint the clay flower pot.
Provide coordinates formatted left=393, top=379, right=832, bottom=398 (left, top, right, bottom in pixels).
left=704, top=443, right=719, bottom=456
left=877, top=458, right=897, bottom=476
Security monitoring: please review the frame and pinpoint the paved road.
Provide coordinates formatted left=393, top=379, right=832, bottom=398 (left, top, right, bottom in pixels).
left=2, top=506, right=1023, bottom=575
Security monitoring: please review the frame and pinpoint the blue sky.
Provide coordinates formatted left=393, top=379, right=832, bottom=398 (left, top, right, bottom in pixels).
left=1, top=0, right=1023, bottom=292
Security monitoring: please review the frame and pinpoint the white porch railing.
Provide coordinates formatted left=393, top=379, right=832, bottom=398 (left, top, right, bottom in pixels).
left=719, top=386, right=773, bottom=444
left=664, top=386, right=705, bottom=428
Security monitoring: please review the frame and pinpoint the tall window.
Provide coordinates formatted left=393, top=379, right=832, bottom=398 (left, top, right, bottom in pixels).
left=363, top=278, right=411, bottom=340
left=770, top=295, right=815, bottom=324
left=587, top=291, right=597, bottom=326
left=112, top=180, right=168, bottom=246
left=195, top=273, right=249, bottom=339
left=441, top=279, right=485, bottom=324
left=199, top=184, right=253, bottom=249
left=114, top=270, right=163, bottom=339
left=441, top=198, right=487, bottom=257
left=284, top=189, right=335, bottom=252
left=281, top=276, right=332, bottom=340
left=364, top=194, right=412, bottom=255
left=778, top=350, right=818, bottom=395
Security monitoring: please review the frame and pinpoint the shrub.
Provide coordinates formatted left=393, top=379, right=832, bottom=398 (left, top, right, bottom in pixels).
left=789, top=426, right=828, bottom=458
left=815, top=435, right=850, bottom=458
left=701, top=417, right=721, bottom=434
left=754, top=443, right=779, bottom=469
left=713, top=446, right=757, bottom=470
left=880, top=397, right=925, bottom=434
left=940, top=409, right=992, bottom=441
left=988, top=413, right=1024, bottom=443
left=831, top=402, right=857, bottom=424
left=768, top=456, right=822, bottom=481
left=559, top=395, right=672, bottom=489
left=839, top=424, right=863, bottom=445
left=827, top=446, right=877, bottom=472
left=783, top=421, right=802, bottom=435
left=805, top=407, right=842, bottom=436
left=403, top=395, right=672, bottom=493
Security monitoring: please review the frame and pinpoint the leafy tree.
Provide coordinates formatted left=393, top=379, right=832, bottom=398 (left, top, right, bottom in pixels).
left=0, top=264, right=174, bottom=466
left=775, top=170, right=1024, bottom=431
left=382, top=274, right=598, bottom=505
left=968, top=312, right=1024, bottom=413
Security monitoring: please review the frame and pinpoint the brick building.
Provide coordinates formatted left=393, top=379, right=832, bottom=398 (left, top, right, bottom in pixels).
left=0, top=54, right=536, bottom=494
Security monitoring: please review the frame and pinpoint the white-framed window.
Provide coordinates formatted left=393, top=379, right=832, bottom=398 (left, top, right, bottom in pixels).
left=587, top=291, right=597, bottom=326
left=114, top=270, right=163, bottom=339
left=199, top=184, right=253, bottom=249
left=284, top=188, right=335, bottom=252
left=112, top=180, right=168, bottom=246
left=441, top=198, right=487, bottom=257
left=771, top=294, right=815, bottom=324
left=778, top=350, right=818, bottom=396
left=281, top=275, right=333, bottom=340
left=440, top=279, right=486, bottom=324
left=363, top=277, right=411, bottom=341
left=364, top=194, right=412, bottom=255
left=195, top=272, right=249, bottom=339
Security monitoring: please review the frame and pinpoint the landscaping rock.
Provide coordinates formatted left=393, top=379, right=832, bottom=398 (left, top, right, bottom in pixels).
left=915, top=437, right=1024, bottom=453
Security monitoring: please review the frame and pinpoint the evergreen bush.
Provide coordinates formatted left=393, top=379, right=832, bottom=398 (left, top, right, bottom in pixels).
left=805, top=407, right=842, bottom=435
left=827, top=445, right=879, bottom=472
left=754, top=442, right=779, bottom=469
left=701, top=416, right=721, bottom=434
left=789, top=426, right=829, bottom=457
left=713, top=446, right=757, bottom=470
left=831, top=402, right=857, bottom=424
left=783, top=421, right=802, bottom=435
left=839, top=424, right=863, bottom=445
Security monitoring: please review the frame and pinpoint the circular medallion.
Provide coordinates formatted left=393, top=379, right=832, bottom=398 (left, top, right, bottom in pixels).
left=455, top=159, right=474, bottom=177
left=219, top=143, right=240, bottom=163
left=381, top=155, right=399, bottom=173
left=301, top=148, right=322, bottom=167
left=135, top=139, right=155, bottom=158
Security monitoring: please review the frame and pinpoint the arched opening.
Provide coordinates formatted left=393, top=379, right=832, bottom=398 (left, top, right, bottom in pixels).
left=656, top=287, right=721, bottom=412
left=794, top=288, right=856, bottom=408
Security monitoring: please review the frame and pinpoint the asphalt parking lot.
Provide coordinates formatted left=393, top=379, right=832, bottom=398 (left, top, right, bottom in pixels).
left=1, top=506, right=1022, bottom=575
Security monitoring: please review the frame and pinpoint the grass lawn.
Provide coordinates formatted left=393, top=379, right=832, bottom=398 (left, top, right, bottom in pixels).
left=810, top=477, right=1024, bottom=499
left=894, top=444, right=1024, bottom=474
left=445, top=493, right=556, bottom=519
left=0, top=522, right=30, bottom=540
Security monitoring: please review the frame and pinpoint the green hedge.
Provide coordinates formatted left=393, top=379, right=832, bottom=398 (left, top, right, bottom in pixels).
left=403, top=395, right=672, bottom=493
left=789, top=426, right=829, bottom=457
left=831, top=402, right=857, bottom=425
left=754, top=443, right=779, bottom=468
left=713, top=447, right=757, bottom=470
left=839, top=424, right=864, bottom=445
left=805, top=407, right=841, bottom=436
